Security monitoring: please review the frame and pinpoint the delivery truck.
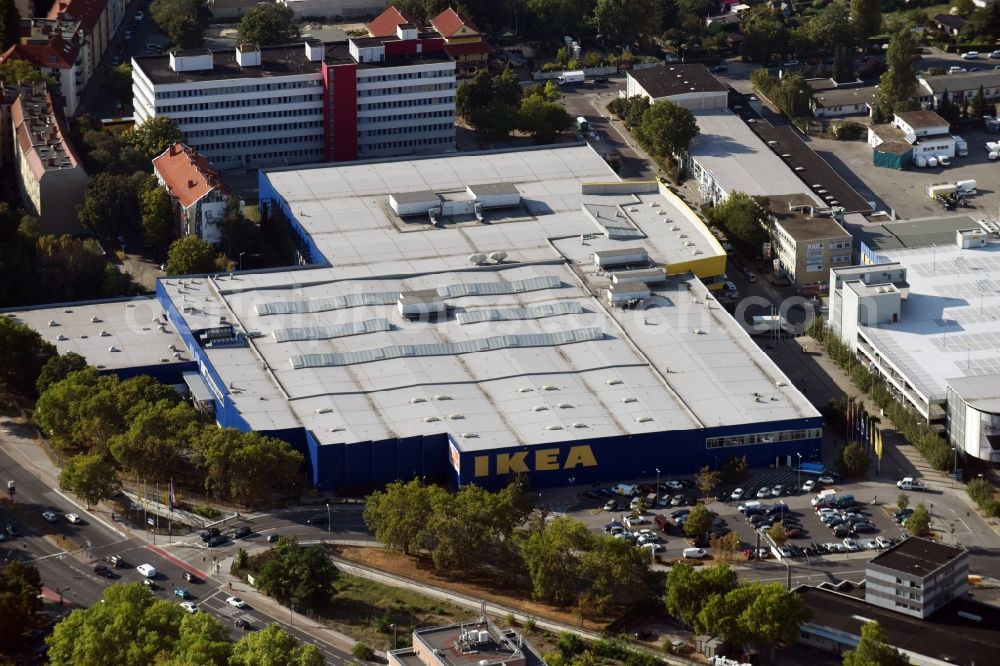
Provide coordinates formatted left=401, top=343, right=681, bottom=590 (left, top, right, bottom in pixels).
left=926, top=182, right=957, bottom=199
left=558, top=70, right=585, bottom=85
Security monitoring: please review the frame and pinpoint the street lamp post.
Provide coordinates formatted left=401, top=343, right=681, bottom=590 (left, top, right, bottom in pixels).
left=796, top=453, right=802, bottom=491
left=239, top=252, right=245, bottom=271
left=391, top=623, right=397, bottom=650
left=290, top=603, right=294, bottom=626
left=326, top=502, right=331, bottom=533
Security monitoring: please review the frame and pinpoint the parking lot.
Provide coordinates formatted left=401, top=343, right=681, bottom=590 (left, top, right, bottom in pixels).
left=808, top=128, right=1000, bottom=220
left=563, top=470, right=911, bottom=571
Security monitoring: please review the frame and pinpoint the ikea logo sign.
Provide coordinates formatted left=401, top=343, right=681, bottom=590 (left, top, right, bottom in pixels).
left=473, top=445, right=597, bottom=477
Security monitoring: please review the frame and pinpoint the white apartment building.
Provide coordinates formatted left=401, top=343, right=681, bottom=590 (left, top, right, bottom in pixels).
left=131, top=26, right=455, bottom=170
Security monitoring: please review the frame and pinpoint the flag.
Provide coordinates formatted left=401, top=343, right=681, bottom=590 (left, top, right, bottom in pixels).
left=875, top=428, right=883, bottom=459
left=169, top=479, right=176, bottom=511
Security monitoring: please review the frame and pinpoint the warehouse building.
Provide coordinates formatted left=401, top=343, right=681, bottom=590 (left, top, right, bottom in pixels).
left=12, top=145, right=821, bottom=491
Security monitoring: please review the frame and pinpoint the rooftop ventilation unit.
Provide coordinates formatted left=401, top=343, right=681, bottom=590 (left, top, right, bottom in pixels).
left=461, top=433, right=478, bottom=438
left=517, top=387, right=533, bottom=393
left=434, top=395, right=452, bottom=401
left=90, top=316, right=101, bottom=323
left=56, top=334, right=67, bottom=341
left=448, top=414, right=464, bottom=420
left=606, top=378, right=623, bottom=385
left=557, top=403, right=572, bottom=409
left=621, top=397, right=637, bottom=403
left=635, top=416, right=653, bottom=423
left=543, top=385, right=558, bottom=391
left=99, top=330, right=110, bottom=337
left=546, top=425, right=564, bottom=430
left=108, top=346, right=120, bottom=352
left=572, top=423, right=587, bottom=428
left=469, top=253, right=488, bottom=265
left=410, top=397, right=427, bottom=404
left=423, top=416, right=440, bottom=422
left=488, top=251, right=508, bottom=263
left=532, top=405, right=549, bottom=412
left=315, top=407, right=332, bottom=414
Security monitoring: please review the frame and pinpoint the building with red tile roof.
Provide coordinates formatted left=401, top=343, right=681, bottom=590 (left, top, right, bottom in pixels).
left=48, top=0, right=110, bottom=92
left=10, top=84, right=89, bottom=235
left=430, top=8, right=490, bottom=75
left=367, top=5, right=423, bottom=37
left=152, top=142, right=231, bottom=244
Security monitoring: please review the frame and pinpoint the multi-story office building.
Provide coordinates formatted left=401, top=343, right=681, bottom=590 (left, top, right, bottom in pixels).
left=131, top=24, right=456, bottom=170
left=865, top=537, right=969, bottom=619
left=1, top=19, right=85, bottom=116
left=766, top=194, right=853, bottom=292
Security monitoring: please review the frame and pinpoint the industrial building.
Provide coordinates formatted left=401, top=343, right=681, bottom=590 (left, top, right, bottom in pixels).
left=12, top=145, right=821, bottom=491
left=767, top=194, right=853, bottom=293
left=389, top=616, right=543, bottom=666
left=829, top=215, right=1000, bottom=462
left=623, top=65, right=728, bottom=110
left=131, top=24, right=456, bottom=170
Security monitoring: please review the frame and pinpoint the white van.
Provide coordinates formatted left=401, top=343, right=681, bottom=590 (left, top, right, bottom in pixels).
left=613, top=483, right=638, bottom=496
left=136, top=563, right=156, bottom=578
left=956, top=179, right=977, bottom=195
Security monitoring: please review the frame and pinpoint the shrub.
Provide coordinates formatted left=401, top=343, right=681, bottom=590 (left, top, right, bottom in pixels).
left=557, top=632, right=584, bottom=657
left=504, top=612, right=517, bottom=627
left=352, top=643, right=375, bottom=660
left=525, top=617, right=536, bottom=632
left=192, top=503, right=220, bottom=519
left=373, top=613, right=392, bottom=633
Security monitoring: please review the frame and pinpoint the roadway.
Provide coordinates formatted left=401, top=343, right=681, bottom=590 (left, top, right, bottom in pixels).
left=0, top=441, right=361, bottom=663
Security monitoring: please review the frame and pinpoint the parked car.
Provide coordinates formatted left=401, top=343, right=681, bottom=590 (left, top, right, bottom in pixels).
left=744, top=270, right=757, bottom=283
left=134, top=9, right=144, bottom=20
left=670, top=508, right=690, bottom=519
left=200, top=527, right=220, bottom=542
left=266, top=534, right=280, bottom=543
left=93, top=564, right=116, bottom=578
left=682, top=547, right=707, bottom=559
left=226, top=596, right=246, bottom=608
left=961, top=51, right=980, bottom=59
left=235, top=618, right=253, bottom=630
left=801, top=479, right=815, bottom=492
left=41, top=511, right=57, bottom=522
left=990, top=50, right=1000, bottom=59
left=710, top=65, right=728, bottom=73
left=182, top=571, right=198, bottom=583
left=136, top=563, right=156, bottom=578
left=853, top=522, right=878, bottom=533
left=818, top=474, right=835, bottom=484
left=207, top=534, right=227, bottom=547
left=142, top=579, right=159, bottom=590
left=604, top=500, right=617, bottom=511
left=65, top=513, right=82, bottom=524
left=629, top=497, right=644, bottom=510
left=756, top=487, right=771, bottom=499
left=784, top=526, right=802, bottom=538
left=174, top=588, right=189, bottom=599
left=663, top=480, right=684, bottom=491
left=771, top=485, right=784, bottom=497
left=179, top=601, right=198, bottom=614
left=730, top=488, right=745, bottom=500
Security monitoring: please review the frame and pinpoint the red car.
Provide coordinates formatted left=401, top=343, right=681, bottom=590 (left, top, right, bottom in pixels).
left=784, top=527, right=802, bottom=539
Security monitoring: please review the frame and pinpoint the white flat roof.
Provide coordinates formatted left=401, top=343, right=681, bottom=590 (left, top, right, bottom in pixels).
left=689, top=109, right=821, bottom=201
left=859, top=241, right=1000, bottom=402
left=7, top=298, right=190, bottom=371
left=153, top=145, right=818, bottom=450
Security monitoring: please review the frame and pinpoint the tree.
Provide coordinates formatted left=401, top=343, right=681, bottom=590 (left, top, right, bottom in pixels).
left=608, top=94, right=649, bottom=128
left=699, top=582, right=809, bottom=648
left=896, top=493, right=909, bottom=512
left=771, top=74, right=814, bottom=118
left=723, top=455, right=748, bottom=484
left=364, top=479, right=441, bottom=555
left=521, top=516, right=591, bottom=605
left=36, top=352, right=88, bottom=394
left=696, top=466, right=720, bottom=495
left=962, top=4, right=1000, bottom=41
left=526, top=0, right=591, bottom=39
left=935, top=89, right=959, bottom=125
left=455, top=68, right=522, bottom=137
left=706, top=191, right=769, bottom=250
left=230, top=625, right=323, bottom=664
left=580, top=535, right=652, bottom=611
left=109, top=399, right=202, bottom=479
left=58, top=451, right=121, bottom=507
left=833, top=45, right=855, bottom=84
left=0, top=561, right=43, bottom=652
left=106, top=63, right=134, bottom=108
left=253, top=537, right=337, bottom=611
left=741, top=8, right=789, bottom=63
left=665, top=563, right=738, bottom=629
left=635, top=100, right=699, bottom=159
left=767, top=520, right=787, bottom=546
left=968, top=84, right=990, bottom=119
left=226, top=433, right=304, bottom=506
left=46, top=583, right=187, bottom=664
left=518, top=94, right=573, bottom=142
left=77, top=172, right=141, bottom=240
left=592, top=0, right=663, bottom=47
left=850, top=0, right=882, bottom=39
left=34, top=367, right=122, bottom=450
left=0, top=0, right=18, bottom=52
left=905, top=503, right=931, bottom=537
left=682, top=503, right=714, bottom=541
left=166, top=235, right=219, bottom=275
left=151, top=0, right=207, bottom=49
left=794, top=3, right=852, bottom=53
left=0, top=57, right=53, bottom=85
left=0, top=316, right=56, bottom=398
left=841, top=442, right=870, bottom=479
left=141, top=186, right=176, bottom=258
left=842, top=620, right=910, bottom=666
left=125, top=117, right=183, bottom=161
left=875, top=28, right=918, bottom=118
left=238, top=3, right=299, bottom=46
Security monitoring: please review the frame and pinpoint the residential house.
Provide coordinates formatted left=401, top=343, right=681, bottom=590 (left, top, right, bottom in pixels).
left=934, top=13, right=966, bottom=37
left=868, top=110, right=955, bottom=168
left=916, top=70, right=1000, bottom=110
left=152, top=142, right=230, bottom=244
left=10, top=84, right=89, bottom=234
left=807, top=78, right=876, bottom=117
left=429, top=8, right=491, bottom=76
left=366, top=5, right=421, bottom=37
left=48, top=0, right=109, bottom=88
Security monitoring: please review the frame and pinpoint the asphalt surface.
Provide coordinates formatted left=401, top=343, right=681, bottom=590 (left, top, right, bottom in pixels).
left=0, top=443, right=362, bottom=663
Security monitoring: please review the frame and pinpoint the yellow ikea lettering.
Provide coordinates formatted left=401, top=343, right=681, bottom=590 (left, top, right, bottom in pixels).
left=564, top=445, right=597, bottom=469
left=474, top=456, right=489, bottom=478
left=495, top=452, right=530, bottom=475
left=534, top=448, right=560, bottom=471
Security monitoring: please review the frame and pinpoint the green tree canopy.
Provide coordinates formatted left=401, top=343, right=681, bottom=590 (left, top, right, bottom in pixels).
left=635, top=100, right=699, bottom=159
left=526, top=0, right=592, bottom=39
left=683, top=503, right=714, bottom=540
left=706, top=191, right=769, bottom=250
left=150, top=0, right=207, bottom=48
left=741, top=7, right=789, bottom=63
left=592, top=0, right=663, bottom=47
left=665, top=562, right=739, bottom=630
left=109, top=399, right=202, bottom=479
left=0, top=561, right=43, bottom=653
left=0, top=0, right=19, bottom=52
left=166, top=235, right=219, bottom=275
left=695, top=466, right=721, bottom=495
left=77, top=172, right=141, bottom=240
left=875, top=28, right=918, bottom=118
left=225, top=432, right=304, bottom=506
left=579, top=534, right=652, bottom=611
left=521, top=516, right=591, bottom=605
left=840, top=441, right=870, bottom=479
left=254, top=537, right=337, bottom=611
left=125, top=117, right=183, bottom=161
left=961, top=4, right=1000, bottom=41
left=229, top=624, right=324, bottom=666
left=141, top=186, right=176, bottom=258
left=106, top=63, right=134, bottom=109
left=36, top=352, right=88, bottom=394
left=904, top=503, right=932, bottom=537
left=698, top=582, right=809, bottom=648
left=237, top=3, right=299, bottom=46
left=58, top=451, right=121, bottom=507
left=850, top=0, right=882, bottom=39
left=364, top=478, right=442, bottom=555
left=518, top=94, right=573, bottom=143
left=0, top=57, right=53, bottom=85
left=771, top=73, right=814, bottom=118
left=0, top=316, right=56, bottom=398
left=842, top=620, right=910, bottom=666
left=794, top=2, right=852, bottom=53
